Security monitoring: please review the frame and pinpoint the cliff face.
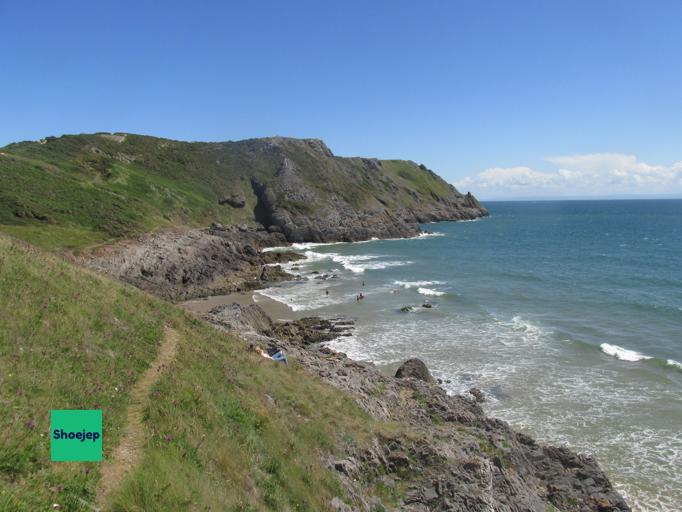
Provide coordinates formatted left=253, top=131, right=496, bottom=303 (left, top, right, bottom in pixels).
left=246, top=137, right=487, bottom=242
left=0, top=133, right=487, bottom=249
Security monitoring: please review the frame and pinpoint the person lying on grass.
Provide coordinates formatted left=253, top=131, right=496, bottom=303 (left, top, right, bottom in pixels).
left=253, top=345, right=288, bottom=365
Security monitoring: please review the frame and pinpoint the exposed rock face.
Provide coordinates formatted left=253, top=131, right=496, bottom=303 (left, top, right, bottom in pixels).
left=81, top=226, right=301, bottom=301
left=71, top=135, right=486, bottom=296
left=204, top=303, right=274, bottom=337
left=205, top=303, right=354, bottom=346
left=197, top=303, right=630, bottom=512
left=3, top=133, right=486, bottom=249
left=269, top=316, right=354, bottom=345
left=395, top=358, right=435, bottom=384
left=243, top=137, right=488, bottom=243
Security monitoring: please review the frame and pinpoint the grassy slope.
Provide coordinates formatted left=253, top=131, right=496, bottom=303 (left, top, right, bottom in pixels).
left=0, top=235, right=398, bottom=511
left=0, top=135, right=262, bottom=251
left=0, top=133, right=466, bottom=251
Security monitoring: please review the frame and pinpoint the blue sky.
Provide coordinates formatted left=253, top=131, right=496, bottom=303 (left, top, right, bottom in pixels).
left=2, top=1, right=681, bottom=199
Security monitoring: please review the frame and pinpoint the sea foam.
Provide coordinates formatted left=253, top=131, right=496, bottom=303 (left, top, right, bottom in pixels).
left=299, top=251, right=410, bottom=273
left=667, top=359, right=682, bottom=370
left=262, top=231, right=443, bottom=253
left=600, top=343, right=653, bottom=362
left=418, top=287, right=446, bottom=296
left=394, top=280, right=445, bottom=288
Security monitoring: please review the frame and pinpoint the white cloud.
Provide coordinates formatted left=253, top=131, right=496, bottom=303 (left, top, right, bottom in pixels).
left=455, top=153, right=682, bottom=199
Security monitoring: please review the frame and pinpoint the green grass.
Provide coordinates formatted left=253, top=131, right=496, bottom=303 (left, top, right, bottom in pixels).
left=0, top=235, right=395, bottom=511
left=0, top=135, right=261, bottom=251
left=380, top=160, right=453, bottom=200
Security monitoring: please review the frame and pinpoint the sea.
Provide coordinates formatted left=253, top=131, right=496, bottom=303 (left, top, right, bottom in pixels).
left=257, top=199, right=682, bottom=511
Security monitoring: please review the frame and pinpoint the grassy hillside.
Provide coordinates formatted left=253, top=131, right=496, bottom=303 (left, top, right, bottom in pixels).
left=0, top=134, right=263, bottom=250
left=0, top=235, right=395, bottom=511
left=0, top=133, right=475, bottom=251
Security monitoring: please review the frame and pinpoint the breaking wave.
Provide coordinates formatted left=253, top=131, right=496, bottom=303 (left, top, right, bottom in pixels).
left=300, top=250, right=410, bottom=273
left=600, top=343, right=653, bottom=362
left=394, top=280, right=445, bottom=288
left=667, top=359, right=682, bottom=370
left=418, top=287, right=446, bottom=296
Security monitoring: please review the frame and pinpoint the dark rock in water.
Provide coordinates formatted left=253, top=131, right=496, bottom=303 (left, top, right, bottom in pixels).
left=399, top=306, right=414, bottom=313
left=469, top=387, right=485, bottom=403
left=421, top=303, right=433, bottom=309
left=395, top=358, right=435, bottom=384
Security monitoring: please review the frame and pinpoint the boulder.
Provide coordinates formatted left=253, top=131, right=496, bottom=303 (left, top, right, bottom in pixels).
left=218, top=193, right=246, bottom=208
left=469, top=387, right=485, bottom=403
left=395, top=358, right=435, bottom=384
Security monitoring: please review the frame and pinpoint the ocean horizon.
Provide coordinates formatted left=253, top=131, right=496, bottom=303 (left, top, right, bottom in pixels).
left=257, top=198, right=682, bottom=512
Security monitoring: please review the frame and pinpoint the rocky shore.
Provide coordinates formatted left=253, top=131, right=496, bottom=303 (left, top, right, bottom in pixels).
left=79, top=217, right=631, bottom=510
left=194, top=302, right=630, bottom=512
left=81, top=224, right=302, bottom=301
left=80, top=217, right=631, bottom=510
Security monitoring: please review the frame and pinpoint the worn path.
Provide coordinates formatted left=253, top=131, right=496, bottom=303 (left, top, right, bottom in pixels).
left=96, top=326, right=179, bottom=508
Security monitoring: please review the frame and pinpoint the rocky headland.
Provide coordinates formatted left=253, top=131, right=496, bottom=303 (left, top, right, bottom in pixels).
left=195, top=301, right=630, bottom=511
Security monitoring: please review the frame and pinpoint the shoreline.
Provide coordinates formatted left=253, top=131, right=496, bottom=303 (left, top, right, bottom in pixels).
left=180, top=289, right=309, bottom=322
left=95, top=223, right=633, bottom=510
left=185, top=270, right=631, bottom=511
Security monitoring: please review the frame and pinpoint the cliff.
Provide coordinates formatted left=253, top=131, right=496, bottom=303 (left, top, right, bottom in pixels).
left=0, top=133, right=486, bottom=250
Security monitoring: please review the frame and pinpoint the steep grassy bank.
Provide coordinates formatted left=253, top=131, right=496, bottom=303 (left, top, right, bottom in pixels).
left=0, top=235, right=391, bottom=511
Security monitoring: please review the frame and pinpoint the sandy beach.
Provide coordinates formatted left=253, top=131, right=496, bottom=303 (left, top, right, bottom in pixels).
left=180, top=289, right=309, bottom=322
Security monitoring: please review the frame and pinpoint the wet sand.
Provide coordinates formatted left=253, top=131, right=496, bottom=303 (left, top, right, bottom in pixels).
left=180, top=290, right=308, bottom=322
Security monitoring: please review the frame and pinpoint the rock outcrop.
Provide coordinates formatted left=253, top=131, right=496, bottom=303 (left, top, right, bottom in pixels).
left=196, top=303, right=630, bottom=512
left=81, top=226, right=301, bottom=301
left=395, top=358, right=435, bottom=384
left=246, top=138, right=487, bottom=243
left=218, top=193, right=246, bottom=208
